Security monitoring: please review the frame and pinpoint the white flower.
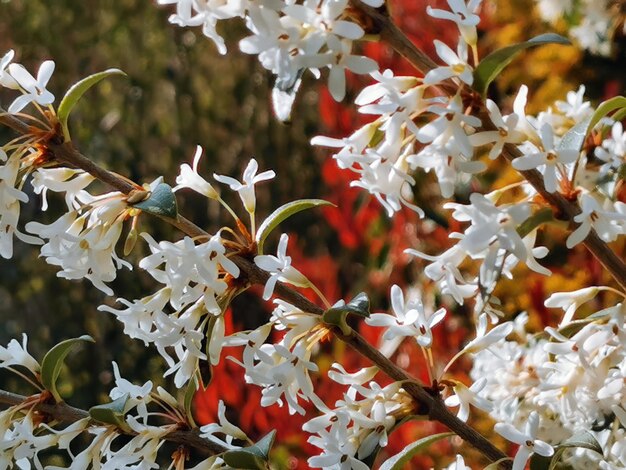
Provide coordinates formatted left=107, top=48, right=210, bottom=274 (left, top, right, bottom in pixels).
left=99, top=290, right=210, bottom=389
left=0, top=334, right=40, bottom=375
left=595, top=121, right=626, bottom=175
left=494, top=412, right=554, bottom=470
left=566, top=193, right=626, bottom=248
left=7, top=60, right=56, bottom=113
left=416, top=95, right=482, bottom=158
left=139, top=232, right=239, bottom=313
left=555, top=85, right=593, bottom=122
left=461, top=319, right=514, bottom=355
left=199, top=400, right=247, bottom=449
left=445, top=194, right=531, bottom=260
left=469, top=99, right=527, bottom=159
left=231, top=340, right=324, bottom=415
left=299, top=37, right=378, bottom=102
left=213, top=158, right=275, bottom=213
left=512, top=124, right=579, bottom=193
left=173, top=145, right=219, bottom=200
left=109, top=361, right=153, bottom=419
left=444, top=378, right=493, bottom=422
left=254, top=233, right=309, bottom=300
left=426, top=0, right=482, bottom=45
left=350, top=147, right=425, bottom=218
left=1, top=412, right=58, bottom=469
left=30, top=168, right=95, bottom=211
left=0, top=50, right=18, bottom=89
left=25, top=197, right=132, bottom=296
left=544, top=286, right=600, bottom=325
left=406, top=245, right=476, bottom=304
left=0, top=150, right=41, bottom=259
left=424, top=40, right=473, bottom=86
left=366, top=285, right=446, bottom=348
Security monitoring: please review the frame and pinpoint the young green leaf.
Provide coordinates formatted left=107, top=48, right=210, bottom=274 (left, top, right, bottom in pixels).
left=256, top=199, right=334, bottom=254
left=323, top=292, right=371, bottom=335
left=57, top=69, right=126, bottom=141
left=131, top=183, right=178, bottom=219
left=530, top=431, right=602, bottom=470
left=223, top=430, right=276, bottom=469
left=474, top=34, right=570, bottom=96
left=41, top=335, right=95, bottom=402
left=378, top=432, right=454, bottom=470
left=558, top=96, right=626, bottom=152
left=89, top=394, right=131, bottom=431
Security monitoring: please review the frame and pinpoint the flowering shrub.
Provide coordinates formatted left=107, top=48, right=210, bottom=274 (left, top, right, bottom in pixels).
left=0, top=1, right=626, bottom=469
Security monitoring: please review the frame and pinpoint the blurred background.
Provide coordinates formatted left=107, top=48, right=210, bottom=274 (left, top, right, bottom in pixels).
left=0, top=0, right=625, bottom=467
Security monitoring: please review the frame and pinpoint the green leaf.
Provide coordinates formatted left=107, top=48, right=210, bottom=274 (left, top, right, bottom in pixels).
left=557, top=116, right=592, bottom=153
left=557, top=430, right=602, bottom=455
left=531, top=431, right=602, bottom=470
left=323, top=292, right=371, bottom=335
left=184, top=375, right=199, bottom=428
left=41, top=335, right=95, bottom=401
left=57, top=69, right=126, bottom=141
left=223, top=430, right=276, bottom=470
left=379, top=432, right=454, bottom=470
left=89, top=394, right=131, bottom=431
left=132, top=183, right=178, bottom=219
left=516, top=207, right=554, bottom=238
left=473, top=34, right=570, bottom=96
left=558, top=96, right=626, bottom=153
left=256, top=199, right=334, bottom=254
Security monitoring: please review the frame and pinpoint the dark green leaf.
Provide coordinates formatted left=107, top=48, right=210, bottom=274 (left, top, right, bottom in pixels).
left=326, top=292, right=370, bottom=318
left=57, top=69, right=126, bottom=140
left=529, top=453, right=551, bottom=470
left=41, top=335, right=95, bottom=401
left=378, top=432, right=454, bottom=470
left=256, top=199, right=334, bottom=254
left=474, top=34, right=570, bottom=96
left=223, top=430, right=276, bottom=470
left=323, top=293, right=371, bottom=335
left=132, top=183, right=178, bottom=219
left=89, top=394, right=130, bottom=431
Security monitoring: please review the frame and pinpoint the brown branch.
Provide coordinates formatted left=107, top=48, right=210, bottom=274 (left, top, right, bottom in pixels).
left=350, top=1, right=626, bottom=292
left=0, top=389, right=226, bottom=455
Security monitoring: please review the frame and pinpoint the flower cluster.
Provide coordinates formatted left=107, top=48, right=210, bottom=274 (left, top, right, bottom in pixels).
left=0, top=338, right=248, bottom=469
left=305, top=369, right=415, bottom=469
left=472, top=303, right=626, bottom=469
left=157, top=0, right=382, bottom=107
